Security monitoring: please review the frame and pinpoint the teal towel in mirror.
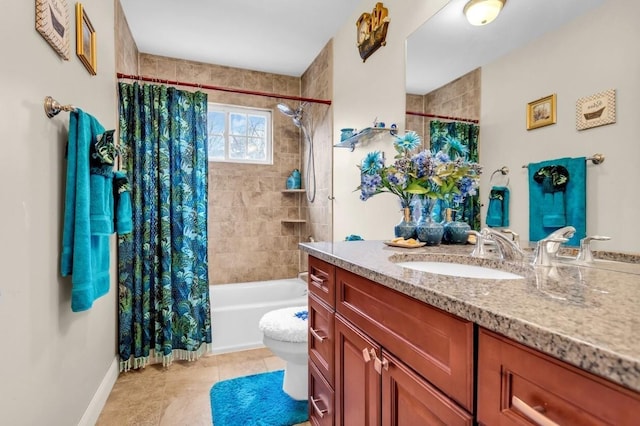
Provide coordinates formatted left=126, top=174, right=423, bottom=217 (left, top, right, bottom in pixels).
left=486, top=186, right=509, bottom=227
left=528, top=157, right=586, bottom=246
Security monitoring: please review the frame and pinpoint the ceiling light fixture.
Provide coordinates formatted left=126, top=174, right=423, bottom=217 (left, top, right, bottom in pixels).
left=463, top=0, right=505, bottom=26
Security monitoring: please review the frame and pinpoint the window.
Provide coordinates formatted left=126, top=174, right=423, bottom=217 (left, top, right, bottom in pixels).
left=207, top=103, right=273, bottom=164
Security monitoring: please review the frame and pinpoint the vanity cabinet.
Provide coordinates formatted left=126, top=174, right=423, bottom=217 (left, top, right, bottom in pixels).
left=477, top=328, right=640, bottom=426
left=305, top=249, right=640, bottom=425
left=307, top=254, right=474, bottom=425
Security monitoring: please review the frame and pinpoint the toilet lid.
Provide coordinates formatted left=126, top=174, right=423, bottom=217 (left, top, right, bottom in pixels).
left=259, top=306, right=308, bottom=343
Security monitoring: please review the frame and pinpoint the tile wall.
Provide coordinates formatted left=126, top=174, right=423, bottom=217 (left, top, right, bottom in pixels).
left=405, top=67, right=481, bottom=148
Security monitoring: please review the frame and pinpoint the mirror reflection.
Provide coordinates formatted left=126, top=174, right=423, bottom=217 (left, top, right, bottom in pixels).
left=404, top=0, right=640, bottom=253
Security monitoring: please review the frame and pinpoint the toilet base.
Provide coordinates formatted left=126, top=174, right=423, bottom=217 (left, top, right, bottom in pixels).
left=282, top=360, right=308, bottom=401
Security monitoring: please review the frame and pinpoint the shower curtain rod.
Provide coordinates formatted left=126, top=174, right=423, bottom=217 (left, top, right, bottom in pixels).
left=405, top=110, right=479, bottom=124
left=116, top=73, right=332, bottom=106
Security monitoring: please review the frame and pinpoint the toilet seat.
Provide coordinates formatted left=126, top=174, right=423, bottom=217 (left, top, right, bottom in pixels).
left=259, top=306, right=308, bottom=343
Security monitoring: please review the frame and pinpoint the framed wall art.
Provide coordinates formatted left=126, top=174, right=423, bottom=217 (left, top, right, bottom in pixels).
left=76, top=3, right=97, bottom=75
left=576, top=89, right=616, bottom=131
left=36, top=0, right=70, bottom=60
left=526, top=94, right=557, bottom=130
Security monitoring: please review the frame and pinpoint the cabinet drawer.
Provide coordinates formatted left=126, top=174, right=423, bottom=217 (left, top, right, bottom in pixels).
left=308, top=256, right=336, bottom=308
left=309, top=360, right=334, bottom=426
left=336, top=268, right=474, bottom=412
left=478, top=328, right=640, bottom=426
left=309, top=293, right=335, bottom=387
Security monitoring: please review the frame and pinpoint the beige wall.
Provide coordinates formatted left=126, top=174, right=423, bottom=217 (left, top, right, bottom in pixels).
left=480, top=0, right=639, bottom=252
left=0, top=1, right=117, bottom=424
left=331, top=0, right=448, bottom=241
left=137, top=54, right=306, bottom=284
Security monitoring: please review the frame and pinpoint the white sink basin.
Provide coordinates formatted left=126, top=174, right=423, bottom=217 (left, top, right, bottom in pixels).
left=396, top=261, right=525, bottom=280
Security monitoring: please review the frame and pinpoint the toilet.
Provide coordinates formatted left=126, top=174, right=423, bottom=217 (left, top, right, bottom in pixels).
left=258, top=306, right=309, bottom=400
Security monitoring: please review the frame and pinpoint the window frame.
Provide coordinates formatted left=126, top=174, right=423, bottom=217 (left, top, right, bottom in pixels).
left=207, top=102, right=273, bottom=165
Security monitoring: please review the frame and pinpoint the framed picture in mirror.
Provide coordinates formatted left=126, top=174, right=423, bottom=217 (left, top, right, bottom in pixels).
left=75, top=3, right=96, bottom=75
left=576, top=89, right=616, bottom=131
left=527, top=94, right=557, bottom=130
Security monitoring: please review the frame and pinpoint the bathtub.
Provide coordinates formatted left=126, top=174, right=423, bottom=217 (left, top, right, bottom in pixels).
left=209, top=277, right=308, bottom=354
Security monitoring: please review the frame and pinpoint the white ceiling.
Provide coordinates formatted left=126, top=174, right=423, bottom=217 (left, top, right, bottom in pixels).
left=119, top=0, right=362, bottom=77
left=406, top=0, right=605, bottom=94
left=120, top=0, right=604, bottom=95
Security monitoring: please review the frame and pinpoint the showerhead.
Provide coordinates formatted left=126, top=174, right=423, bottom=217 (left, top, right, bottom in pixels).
left=277, top=102, right=305, bottom=128
left=277, top=103, right=297, bottom=117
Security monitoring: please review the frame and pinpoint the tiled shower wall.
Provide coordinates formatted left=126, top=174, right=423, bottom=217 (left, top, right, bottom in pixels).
left=405, top=68, right=481, bottom=148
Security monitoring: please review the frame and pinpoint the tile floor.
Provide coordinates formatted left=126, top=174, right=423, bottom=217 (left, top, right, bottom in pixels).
left=96, top=347, right=311, bottom=426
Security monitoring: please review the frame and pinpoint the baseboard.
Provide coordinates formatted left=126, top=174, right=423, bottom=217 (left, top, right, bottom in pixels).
left=78, top=356, right=119, bottom=426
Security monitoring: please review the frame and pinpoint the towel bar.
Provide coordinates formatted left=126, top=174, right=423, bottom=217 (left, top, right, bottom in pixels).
left=44, top=96, right=76, bottom=118
left=522, top=154, right=604, bottom=168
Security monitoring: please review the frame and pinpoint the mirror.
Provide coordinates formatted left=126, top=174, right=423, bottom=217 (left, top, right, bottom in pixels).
left=403, top=0, right=640, bottom=254
left=406, top=0, right=605, bottom=96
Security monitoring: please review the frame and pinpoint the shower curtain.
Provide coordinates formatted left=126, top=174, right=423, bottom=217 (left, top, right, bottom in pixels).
left=117, top=82, right=211, bottom=371
left=430, top=120, right=481, bottom=230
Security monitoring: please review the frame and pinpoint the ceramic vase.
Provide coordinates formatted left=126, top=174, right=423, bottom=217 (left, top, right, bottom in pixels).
left=394, top=207, right=417, bottom=239
left=416, top=198, right=444, bottom=245
left=443, top=208, right=471, bottom=244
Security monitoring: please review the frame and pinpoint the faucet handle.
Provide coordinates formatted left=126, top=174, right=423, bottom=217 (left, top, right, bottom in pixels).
left=577, top=235, right=611, bottom=262
left=501, top=229, right=520, bottom=248
left=468, top=230, right=487, bottom=258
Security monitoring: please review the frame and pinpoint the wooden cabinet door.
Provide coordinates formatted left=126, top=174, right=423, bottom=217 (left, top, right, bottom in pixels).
left=381, top=349, right=473, bottom=426
left=335, top=315, right=381, bottom=426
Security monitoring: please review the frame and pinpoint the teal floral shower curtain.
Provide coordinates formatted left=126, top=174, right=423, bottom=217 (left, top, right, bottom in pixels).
left=117, top=82, right=211, bottom=371
left=430, top=120, right=481, bottom=230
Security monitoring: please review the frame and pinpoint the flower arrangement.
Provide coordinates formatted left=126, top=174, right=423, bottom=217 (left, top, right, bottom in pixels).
left=357, top=131, right=482, bottom=209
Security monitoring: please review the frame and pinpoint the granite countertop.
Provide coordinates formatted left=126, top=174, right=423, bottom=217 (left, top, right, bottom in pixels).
left=299, top=240, right=640, bottom=393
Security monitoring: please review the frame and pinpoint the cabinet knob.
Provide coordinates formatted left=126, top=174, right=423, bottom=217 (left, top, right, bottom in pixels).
left=362, top=347, right=377, bottom=363
left=374, top=356, right=389, bottom=374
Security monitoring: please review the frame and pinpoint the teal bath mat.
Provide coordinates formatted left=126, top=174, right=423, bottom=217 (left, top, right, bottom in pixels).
left=210, top=370, right=308, bottom=425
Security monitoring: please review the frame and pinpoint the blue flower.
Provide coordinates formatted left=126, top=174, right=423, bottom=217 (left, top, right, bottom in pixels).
left=394, top=131, right=422, bottom=152
left=361, top=151, right=384, bottom=175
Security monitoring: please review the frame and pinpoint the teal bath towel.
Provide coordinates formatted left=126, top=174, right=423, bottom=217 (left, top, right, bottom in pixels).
left=486, top=186, right=509, bottom=227
left=528, top=157, right=586, bottom=246
left=61, top=109, right=112, bottom=312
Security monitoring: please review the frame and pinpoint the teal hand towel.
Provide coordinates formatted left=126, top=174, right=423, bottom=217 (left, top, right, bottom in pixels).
left=113, top=171, right=133, bottom=235
left=486, top=186, right=509, bottom=227
left=528, top=157, right=586, bottom=246
left=60, top=109, right=111, bottom=312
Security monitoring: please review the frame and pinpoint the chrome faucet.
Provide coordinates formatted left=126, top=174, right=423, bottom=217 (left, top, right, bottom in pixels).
left=482, top=228, right=526, bottom=261
left=532, top=237, right=569, bottom=266
left=543, top=226, right=576, bottom=257
left=576, top=235, right=611, bottom=262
